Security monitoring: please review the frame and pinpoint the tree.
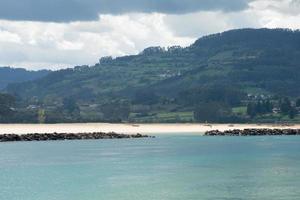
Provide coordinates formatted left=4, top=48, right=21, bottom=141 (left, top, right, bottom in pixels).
left=0, top=93, right=15, bottom=106
left=296, top=99, right=300, bottom=107
left=246, top=100, right=273, bottom=118
left=264, top=100, right=273, bottom=113
left=178, top=86, right=245, bottom=107
left=247, top=103, right=257, bottom=118
left=101, top=100, right=130, bottom=122
left=194, top=102, right=231, bottom=123
left=256, top=101, right=263, bottom=114
left=62, top=97, right=80, bottom=115
left=134, top=90, right=159, bottom=105
left=280, top=97, right=292, bottom=114
left=38, top=109, right=46, bottom=124
left=99, top=56, right=113, bottom=65
left=289, top=107, right=297, bottom=119
left=0, top=93, right=15, bottom=116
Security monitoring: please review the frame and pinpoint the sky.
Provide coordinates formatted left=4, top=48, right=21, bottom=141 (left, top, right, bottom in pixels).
left=0, top=0, right=300, bottom=70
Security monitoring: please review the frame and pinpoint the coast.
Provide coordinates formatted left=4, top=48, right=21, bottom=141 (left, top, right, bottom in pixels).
left=0, top=132, right=150, bottom=142
left=205, top=129, right=300, bottom=136
left=1, top=123, right=300, bottom=135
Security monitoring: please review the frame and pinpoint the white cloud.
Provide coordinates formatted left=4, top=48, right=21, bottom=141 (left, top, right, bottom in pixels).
left=0, top=14, right=193, bottom=70
left=250, top=0, right=300, bottom=16
left=164, top=0, right=300, bottom=38
left=0, top=30, right=21, bottom=44
left=0, top=0, right=300, bottom=70
left=247, top=0, right=300, bottom=29
left=164, top=10, right=260, bottom=38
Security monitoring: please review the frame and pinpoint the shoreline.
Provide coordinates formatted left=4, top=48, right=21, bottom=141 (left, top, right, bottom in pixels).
left=0, top=132, right=151, bottom=142
left=1, top=123, right=300, bottom=135
left=205, top=129, right=300, bottom=136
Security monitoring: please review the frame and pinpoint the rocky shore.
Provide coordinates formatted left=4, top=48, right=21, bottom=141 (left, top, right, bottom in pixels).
left=205, top=129, right=300, bottom=136
left=0, top=132, right=152, bottom=142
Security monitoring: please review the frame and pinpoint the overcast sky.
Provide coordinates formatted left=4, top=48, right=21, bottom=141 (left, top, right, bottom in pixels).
left=0, top=0, right=300, bottom=70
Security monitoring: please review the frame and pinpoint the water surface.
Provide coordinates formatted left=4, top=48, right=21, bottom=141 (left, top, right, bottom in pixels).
left=1, top=135, right=300, bottom=200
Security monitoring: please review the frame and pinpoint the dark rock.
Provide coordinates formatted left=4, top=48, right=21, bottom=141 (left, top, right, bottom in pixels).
left=204, top=129, right=300, bottom=136
left=0, top=132, right=153, bottom=142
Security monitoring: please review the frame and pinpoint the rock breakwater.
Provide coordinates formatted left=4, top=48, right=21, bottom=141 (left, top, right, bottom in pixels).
left=0, top=132, right=152, bottom=142
left=205, top=129, right=300, bottom=136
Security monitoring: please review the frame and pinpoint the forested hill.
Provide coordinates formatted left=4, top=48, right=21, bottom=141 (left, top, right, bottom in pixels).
left=7, top=28, right=300, bottom=100
left=3, top=28, right=300, bottom=123
left=0, top=67, right=50, bottom=89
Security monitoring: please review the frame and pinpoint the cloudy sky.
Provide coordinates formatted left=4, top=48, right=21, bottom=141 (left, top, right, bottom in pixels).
left=0, top=0, right=300, bottom=70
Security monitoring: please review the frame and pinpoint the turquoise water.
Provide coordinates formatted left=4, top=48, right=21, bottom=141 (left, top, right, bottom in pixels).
left=1, top=135, right=300, bottom=200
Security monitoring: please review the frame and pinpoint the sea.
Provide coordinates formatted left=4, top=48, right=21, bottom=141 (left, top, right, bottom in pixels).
left=1, top=134, right=300, bottom=200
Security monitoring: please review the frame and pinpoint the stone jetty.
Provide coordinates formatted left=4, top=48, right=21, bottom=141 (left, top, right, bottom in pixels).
left=0, top=132, right=152, bottom=142
left=205, top=129, right=300, bottom=136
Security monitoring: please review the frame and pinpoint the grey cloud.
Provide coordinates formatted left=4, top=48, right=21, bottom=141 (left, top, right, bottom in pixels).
left=0, top=0, right=251, bottom=22
left=258, top=0, right=300, bottom=16
left=0, top=15, right=193, bottom=69
left=164, top=10, right=261, bottom=38
left=292, top=0, right=300, bottom=5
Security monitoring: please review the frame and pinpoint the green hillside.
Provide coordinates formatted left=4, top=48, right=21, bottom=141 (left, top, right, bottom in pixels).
left=0, top=67, right=50, bottom=89
left=4, top=28, right=300, bottom=123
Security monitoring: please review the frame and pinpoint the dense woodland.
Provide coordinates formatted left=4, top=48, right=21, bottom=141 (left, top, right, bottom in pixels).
left=0, top=67, right=50, bottom=89
left=1, top=28, right=300, bottom=123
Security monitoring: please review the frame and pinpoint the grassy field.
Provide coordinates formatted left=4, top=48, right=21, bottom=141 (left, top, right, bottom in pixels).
left=232, top=106, right=247, bottom=115
left=129, top=111, right=194, bottom=123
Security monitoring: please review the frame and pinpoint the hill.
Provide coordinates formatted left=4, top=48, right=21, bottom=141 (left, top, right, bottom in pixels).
left=4, top=28, right=300, bottom=123
left=0, top=67, right=50, bottom=90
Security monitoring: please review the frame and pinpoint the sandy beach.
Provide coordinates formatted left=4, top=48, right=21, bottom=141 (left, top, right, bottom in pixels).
left=1, top=123, right=300, bottom=135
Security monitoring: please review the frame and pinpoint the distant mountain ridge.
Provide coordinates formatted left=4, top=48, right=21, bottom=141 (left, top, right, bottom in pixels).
left=0, top=67, right=50, bottom=90
left=6, top=28, right=300, bottom=101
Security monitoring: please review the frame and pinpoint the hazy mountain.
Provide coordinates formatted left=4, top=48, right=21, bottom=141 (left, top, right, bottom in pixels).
left=0, top=67, right=50, bottom=90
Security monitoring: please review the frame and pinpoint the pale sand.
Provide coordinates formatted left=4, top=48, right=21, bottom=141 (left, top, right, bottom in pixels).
left=1, top=123, right=300, bottom=135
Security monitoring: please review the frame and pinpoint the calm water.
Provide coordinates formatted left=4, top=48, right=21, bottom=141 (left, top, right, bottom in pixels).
left=1, top=135, right=300, bottom=200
